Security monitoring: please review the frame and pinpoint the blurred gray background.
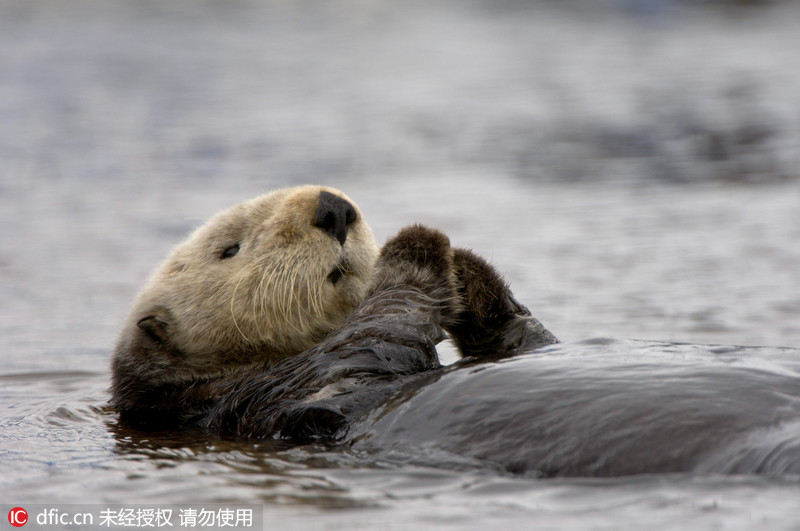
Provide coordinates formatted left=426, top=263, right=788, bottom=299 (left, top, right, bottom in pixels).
left=3, top=1, right=800, bottom=527
left=2, top=0, right=799, bottom=373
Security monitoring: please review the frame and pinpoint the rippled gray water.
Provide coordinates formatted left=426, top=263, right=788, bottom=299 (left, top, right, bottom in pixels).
left=2, top=0, right=800, bottom=529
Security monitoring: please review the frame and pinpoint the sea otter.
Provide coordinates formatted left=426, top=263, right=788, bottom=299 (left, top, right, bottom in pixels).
left=111, top=183, right=557, bottom=428
left=112, top=187, right=800, bottom=477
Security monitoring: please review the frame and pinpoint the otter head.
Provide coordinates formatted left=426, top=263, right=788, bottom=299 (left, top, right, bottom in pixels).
left=111, top=185, right=378, bottom=415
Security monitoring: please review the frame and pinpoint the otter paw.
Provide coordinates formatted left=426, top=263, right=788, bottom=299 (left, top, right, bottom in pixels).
left=378, top=224, right=453, bottom=281
left=447, top=248, right=558, bottom=358
left=276, top=404, right=347, bottom=443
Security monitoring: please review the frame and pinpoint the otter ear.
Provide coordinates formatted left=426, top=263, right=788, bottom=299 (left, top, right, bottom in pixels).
left=136, top=309, right=171, bottom=344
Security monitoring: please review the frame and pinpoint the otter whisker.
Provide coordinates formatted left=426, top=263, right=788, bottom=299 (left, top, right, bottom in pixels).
left=300, top=252, right=320, bottom=323
left=245, top=259, right=262, bottom=340
left=310, top=268, right=325, bottom=318
left=282, top=266, right=297, bottom=328
left=259, top=257, right=282, bottom=340
left=230, top=264, right=255, bottom=344
left=306, top=273, right=318, bottom=318
left=277, top=260, right=290, bottom=322
left=256, top=263, right=271, bottom=340
left=285, top=253, right=296, bottom=317
left=285, top=252, right=306, bottom=335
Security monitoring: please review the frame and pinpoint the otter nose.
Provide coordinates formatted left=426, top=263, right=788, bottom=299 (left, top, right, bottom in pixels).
left=314, top=191, right=357, bottom=245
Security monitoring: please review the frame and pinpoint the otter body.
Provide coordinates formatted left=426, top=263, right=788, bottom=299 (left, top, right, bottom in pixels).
left=112, top=188, right=800, bottom=477
left=348, top=339, right=800, bottom=477
left=195, top=228, right=800, bottom=476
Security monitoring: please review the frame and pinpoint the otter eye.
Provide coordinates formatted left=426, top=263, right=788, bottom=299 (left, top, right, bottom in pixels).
left=221, top=244, right=240, bottom=259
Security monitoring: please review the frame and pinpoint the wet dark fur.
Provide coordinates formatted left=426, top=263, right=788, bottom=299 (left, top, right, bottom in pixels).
left=112, top=224, right=558, bottom=437
left=112, top=225, right=800, bottom=477
left=450, top=248, right=557, bottom=358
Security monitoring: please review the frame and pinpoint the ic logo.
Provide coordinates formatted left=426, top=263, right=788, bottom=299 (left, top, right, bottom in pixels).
left=8, top=507, right=28, bottom=527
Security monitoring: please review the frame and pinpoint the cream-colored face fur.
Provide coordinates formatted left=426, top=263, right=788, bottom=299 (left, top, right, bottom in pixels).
left=120, top=185, right=378, bottom=377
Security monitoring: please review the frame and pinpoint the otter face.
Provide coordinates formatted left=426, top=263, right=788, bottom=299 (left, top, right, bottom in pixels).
left=113, top=185, right=378, bottom=393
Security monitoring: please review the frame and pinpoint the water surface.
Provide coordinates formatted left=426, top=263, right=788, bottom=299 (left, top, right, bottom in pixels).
left=2, top=0, right=800, bottom=529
